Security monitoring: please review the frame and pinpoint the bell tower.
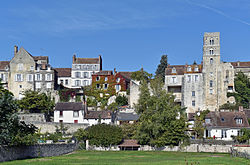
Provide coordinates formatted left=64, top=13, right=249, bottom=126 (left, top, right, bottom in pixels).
left=202, top=32, right=221, bottom=111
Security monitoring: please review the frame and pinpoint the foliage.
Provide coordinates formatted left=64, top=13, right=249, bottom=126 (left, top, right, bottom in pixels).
left=107, top=102, right=119, bottom=111
left=219, top=103, right=239, bottom=111
left=131, top=68, right=153, bottom=82
left=74, top=128, right=88, bottom=142
left=227, top=72, right=250, bottom=109
left=135, top=77, right=189, bottom=147
left=55, top=122, right=69, bottom=136
left=233, top=128, right=250, bottom=143
left=87, top=97, right=97, bottom=107
left=115, top=95, right=128, bottom=106
left=121, top=123, right=138, bottom=139
left=87, top=124, right=123, bottom=147
left=18, top=90, right=55, bottom=115
left=155, top=55, right=168, bottom=82
left=193, top=110, right=210, bottom=139
left=0, top=84, right=37, bottom=146
left=58, top=89, right=77, bottom=102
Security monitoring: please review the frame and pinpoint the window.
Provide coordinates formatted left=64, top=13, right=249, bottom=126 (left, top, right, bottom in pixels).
left=236, top=118, right=243, bottom=124
left=115, top=85, right=121, bottom=91
left=210, top=72, right=213, bottom=76
left=210, top=39, right=214, bottom=45
left=83, top=72, right=88, bottom=78
left=221, top=130, right=227, bottom=138
left=75, top=72, right=81, bottom=78
left=96, top=84, right=100, bottom=89
left=195, top=75, right=198, bottom=82
left=210, top=49, right=214, bottom=55
left=36, top=82, right=41, bottom=89
left=73, top=111, right=79, bottom=117
left=194, top=66, right=199, bottom=72
left=105, top=77, right=108, bottom=81
left=35, top=74, right=42, bottom=81
left=192, top=101, right=195, bottom=106
left=205, top=118, right=211, bottom=124
left=75, top=80, right=81, bottom=86
left=172, top=68, right=176, bottom=73
left=46, top=74, right=52, bottom=81
left=19, top=85, right=22, bottom=88
left=30, top=66, right=34, bottom=70
left=187, top=75, right=191, bottom=82
left=60, top=80, right=64, bottom=84
left=46, top=83, right=51, bottom=89
left=59, top=111, right=63, bottom=117
left=83, top=80, right=88, bottom=86
left=209, top=89, right=213, bottom=94
left=96, top=76, right=100, bottom=81
left=65, top=79, right=69, bottom=85
left=116, top=77, right=120, bottom=83
left=226, top=70, right=229, bottom=79
left=228, top=86, right=233, bottom=92
left=210, top=58, right=213, bottom=64
left=59, top=120, right=63, bottom=123
left=18, top=63, right=23, bottom=71
left=27, top=74, right=33, bottom=82
left=187, top=66, right=192, bottom=72
left=104, top=84, right=108, bottom=89
left=192, top=91, right=195, bottom=96
left=210, top=80, right=213, bottom=87
left=15, top=74, right=23, bottom=82
left=172, top=77, right=177, bottom=83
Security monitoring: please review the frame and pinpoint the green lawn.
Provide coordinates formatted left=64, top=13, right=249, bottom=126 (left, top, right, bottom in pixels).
left=1, top=151, right=249, bottom=165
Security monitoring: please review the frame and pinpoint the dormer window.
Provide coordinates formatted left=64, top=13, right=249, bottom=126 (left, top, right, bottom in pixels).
left=96, top=76, right=100, bottom=81
left=194, top=66, right=199, bottom=72
left=172, top=68, right=176, bottom=73
left=187, top=66, right=192, bottom=72
left=236, top=118, right=243, bottom=124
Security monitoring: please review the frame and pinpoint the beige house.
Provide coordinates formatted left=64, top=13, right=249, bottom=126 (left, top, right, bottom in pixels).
left=7, top=46, right=55, bottom=99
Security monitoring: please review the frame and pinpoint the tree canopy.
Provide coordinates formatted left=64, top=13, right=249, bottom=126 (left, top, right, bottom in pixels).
left=228, top=72, right=250, bottom=109
left=135, top=77, right=189, bottom=147
left=155, top=55, right=168, bottom=82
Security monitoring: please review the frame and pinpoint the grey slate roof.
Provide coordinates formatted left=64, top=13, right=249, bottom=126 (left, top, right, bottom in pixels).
left=116, top=112, right=139, bottom=121
left=55, top=102, right=84, bottom=111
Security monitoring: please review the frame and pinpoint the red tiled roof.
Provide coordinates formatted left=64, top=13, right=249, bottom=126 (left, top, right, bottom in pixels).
left=230, top=61, right=250, bottom=68
left=85, top=111, right=112, bottom=119
left=92, top=71, right=113, bottom=76
left=118, top=140, right=140, bottom=147
left=119, top=72, right=132, bottom=80
left=165, top=64, right=202, bottom=75
left=55, top=68, right=72, bottom=77
left=74, top=58, right=100, bottom=64
left=0, top=61, right=9, bottom=70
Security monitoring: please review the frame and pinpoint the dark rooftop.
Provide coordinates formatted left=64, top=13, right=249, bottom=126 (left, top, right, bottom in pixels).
left=55, top=102, right=84, bottom=111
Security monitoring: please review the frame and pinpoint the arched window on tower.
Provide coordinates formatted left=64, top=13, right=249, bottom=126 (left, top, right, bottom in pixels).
left=209, top=49, right=214, bottom=55
left=210, top=80, right=213, bottom=87
left=210, top=39, right=214, bottom=45
left=210, top=58, right=213, bottom=64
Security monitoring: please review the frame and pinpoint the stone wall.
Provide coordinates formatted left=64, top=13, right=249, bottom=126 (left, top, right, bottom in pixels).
left=0, top=143, right=78, bottom=162
left=29, top=122, right=89, bottom=134
left=19, top=113, right=46, bottom=123
left=231, top=146, right=250, bottom=159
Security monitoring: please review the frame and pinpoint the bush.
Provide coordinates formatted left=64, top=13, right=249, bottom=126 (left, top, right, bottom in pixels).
left=115, top=95, right=128, bottom=106
left=87, top=124, right=123, bottom=147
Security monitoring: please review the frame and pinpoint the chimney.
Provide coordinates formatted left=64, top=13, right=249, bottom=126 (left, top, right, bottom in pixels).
left=73, top=54, right=76, bottom=63
left=99, top=55, right=102, bottom=71
left=237, top=61, right=240, bottom=67
left=114, top=68, right=117, bottom=74
left=239, top=106, right=243, bottom=112
left=41, top=63, right=46, bottom=70
left=14, top=45, right=18, bottom=56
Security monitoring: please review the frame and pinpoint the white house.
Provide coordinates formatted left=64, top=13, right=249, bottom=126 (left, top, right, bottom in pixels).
left=54, top=68, right=72, bottom=88
left=83, top=110, right=112, bottom=126
left=54, top=102, right=85, bottom=124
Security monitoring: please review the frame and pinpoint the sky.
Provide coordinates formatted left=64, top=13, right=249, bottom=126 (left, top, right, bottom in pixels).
left=0, top=0, right=250, bottom=74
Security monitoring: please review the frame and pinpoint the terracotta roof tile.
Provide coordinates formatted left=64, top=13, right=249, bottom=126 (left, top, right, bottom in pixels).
left=0, top=61, right=9, bottom=70
left=231, top=61, right=250, bottom=68
left=74, top=58, right=100, bottom=64
left=92, top=70, right=113, bottom=76
left=55, top=68, right=72, bottom=77
left=165, top=64, right=202, bottom=75
left=119, top=72, right=132, bottom=80
left=85, top=110, right=112, bottom=119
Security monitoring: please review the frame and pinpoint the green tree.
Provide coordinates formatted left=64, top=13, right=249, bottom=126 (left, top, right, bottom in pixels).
left=74, top=128, right=88, bottom=142
left=155, top=55, right=168, bottom=82
left=115, top=95, right=128, bottom=106
left=121, top=123, right=138, bottom=139
left=193, top=110, right=210, bottom=139
left=18, top=90, right=55, bottom=120
left=87, top=124, right=123, bottom=147
left=131, top=68, right=152, bottom=82
left=228, top=72, right=250, bottom=108
left=234, top=128, right=250, bottom=143
left=0, top=84, right=37, bottom=146
left=135, top=77, right=189, bottom=147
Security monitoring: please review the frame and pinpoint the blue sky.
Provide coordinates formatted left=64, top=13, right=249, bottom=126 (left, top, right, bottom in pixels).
left=0, top=0, right=250, bottom=74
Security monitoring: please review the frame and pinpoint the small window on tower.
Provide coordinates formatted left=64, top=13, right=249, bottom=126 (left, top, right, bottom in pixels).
left=210, top=58, right=213, bottom=64
left=210, top=49, right=214, bottom=55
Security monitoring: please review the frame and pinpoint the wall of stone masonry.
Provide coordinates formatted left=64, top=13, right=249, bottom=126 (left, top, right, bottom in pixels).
left=0, top=143, right=78, bottom=162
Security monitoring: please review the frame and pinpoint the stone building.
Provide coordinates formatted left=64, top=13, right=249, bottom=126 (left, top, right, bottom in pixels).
left=0, top=61, right=9, bottom=89
left=165, top=32, right=249, bottom=113
left=8, top=46, right=55, bottom=99
left=54, top=68, right=72, bottom=88
left=71, top=54, right=102, bottom=88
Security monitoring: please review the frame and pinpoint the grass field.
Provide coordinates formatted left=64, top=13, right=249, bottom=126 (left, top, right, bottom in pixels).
left=1, top=151, right=250, bottom=165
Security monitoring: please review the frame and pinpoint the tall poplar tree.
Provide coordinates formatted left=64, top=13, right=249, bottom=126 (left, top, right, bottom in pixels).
left=155, top=55, right=168, bottom=82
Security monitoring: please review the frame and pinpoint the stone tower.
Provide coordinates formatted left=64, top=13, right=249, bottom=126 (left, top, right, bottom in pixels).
left=202, top=32, right=221, bottom=111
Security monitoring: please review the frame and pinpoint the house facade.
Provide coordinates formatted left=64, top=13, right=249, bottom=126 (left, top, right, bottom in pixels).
left=0, top=61, right=9, bottom=89
left=7, top=46, right=55, bottom=99
left=165, top=32, right=250, bottom=113
left=54, top=68, right=72, bottom=88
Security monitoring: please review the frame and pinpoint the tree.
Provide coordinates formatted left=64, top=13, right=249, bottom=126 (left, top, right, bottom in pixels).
left=0, top=84, right=37, bottom=146
left=18, top=90, right=55, bottom=120
left=87, top=124, right=123, bottom=147
left=115, top=95, right=128, bottom=106
left=121, top=123, right=138, bottom=139
left=135, top=77, right=189, bottom=147
left=74, top=128, right=88, bottom=142
left=193, top=110, right=210, bottom=139
left=233, top=128, right=250, bottom=143
left=131, top=68, right=152, bottom=82
left=228, top=72, right=250, bottom=109
left=155, top=55, right=168, bottom=82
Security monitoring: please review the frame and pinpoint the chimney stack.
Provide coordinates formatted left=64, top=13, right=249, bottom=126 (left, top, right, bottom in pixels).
left=114, top=68, right=117, bottom=74
left=99, top=55, right=102, bottom=71
left=14, top=45, right=18, bottom=56
left=73, top=54, right=76, bottom=63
